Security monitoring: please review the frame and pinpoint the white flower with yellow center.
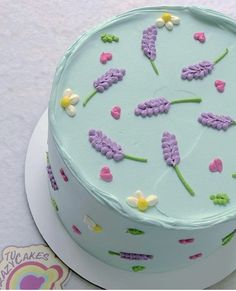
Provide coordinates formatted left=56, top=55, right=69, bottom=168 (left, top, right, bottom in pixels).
left=60, top=88, right=80, bottom=117
left=126, top=190, right=158, bottom=212
left=156, top=13, right=180, bottom=31
left=83, top=215, right=103, bottom=233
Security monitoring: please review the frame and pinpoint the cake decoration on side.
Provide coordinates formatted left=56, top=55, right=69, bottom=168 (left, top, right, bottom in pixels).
left=83, top=215, right=103, bottom=233
left=126, top=190, right=158, bottom=212
left=46, top=153, right=58, bottom=191
left=126, top=228, right=145, bottom=235
left=141, top=25, right=159, bottom=75
left=189, top=253, right=203, bottom=260
left=181, top=48, right=228, bottom=81
left=162, top=132, right=195, bottom=196
left=83, top=68, right=126, bottom=106
left=179, top=238, right=194, bottom=244
left=88, top=129, right=148, bottom=162
left=59, top=168, right=68, bottom=182
left=108, top=250, right=153, bottom=260
left=198, top=112, right=236, bottom=131
left=210, top=193, right=230, bottom=206
left=60, top=88, right=80, bottom=117
left=156, top=12, right=180, bottom=31
left=132, top=266, right=145, bottom=272
left=51, top=198, right=58, bottom=211
left=222, top=230, right=236, bottom=246
left=134, top=96, right=202, bottom=118
left=72, top=225, right=81, bottom=235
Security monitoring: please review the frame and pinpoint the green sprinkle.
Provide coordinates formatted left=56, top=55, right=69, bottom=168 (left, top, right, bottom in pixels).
left=126, top=228, right=145, bottom=235
left=132, top=265, right=145, bottom=272
left=210, top=193, right=230, bottom=206
left=51, top=198, right=58, bottom=211
left=232, top=173, right=236, bottom=178
left=222, top=230, right=236, bottom=246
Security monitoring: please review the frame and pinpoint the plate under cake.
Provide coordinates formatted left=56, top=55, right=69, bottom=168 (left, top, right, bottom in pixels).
left=47, top=6, right=236, bottom=273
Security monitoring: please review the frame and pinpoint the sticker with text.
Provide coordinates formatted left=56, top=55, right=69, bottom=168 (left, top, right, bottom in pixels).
left=0, top=244, right=70, bottom=290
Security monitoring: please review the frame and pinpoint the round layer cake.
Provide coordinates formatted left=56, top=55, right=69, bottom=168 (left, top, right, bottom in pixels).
left=47, top=6, right=236, bottom=273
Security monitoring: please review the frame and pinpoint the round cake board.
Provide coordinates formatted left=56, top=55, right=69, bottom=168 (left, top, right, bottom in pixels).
left=25, top=110, right=236, bottom=290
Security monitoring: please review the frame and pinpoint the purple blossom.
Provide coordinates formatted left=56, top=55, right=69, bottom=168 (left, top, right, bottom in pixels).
left=93, top=68, right=126, bottom=93
left=162, top=132, right=180, bottom=167
left=89, top=129, right=124, bottom=161
left=135, top=97, right=170, bottom=117
left=181, top=61, right=214, bottom=81
left=88, top=129, right=147, bottom=163
left=47, top=165, right=58, bottom=191
left=198, top=112, right=235, bottom=131
left=141, top=25, right=157, bottom=61
left=109, top=250, right=153, bottom=260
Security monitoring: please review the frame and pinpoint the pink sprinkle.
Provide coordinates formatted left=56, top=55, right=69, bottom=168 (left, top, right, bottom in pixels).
left=100, top=52, right=112, bottom=64
left=209, top=158, right=223, bottom=173
left=179, top=238, right=194, bottom=244
left=193, top=32, right=206, bottom=43
left=214, top=80, right=225, bottom=93
left=60, top=168, right=68, bottom=182
left=189, top=253, right=202, bottom=260
left=100, top=166, right=113, bottom=182
left=111, top=106, right=121, bottom=120
left=72, top=225, right=81, bottom=235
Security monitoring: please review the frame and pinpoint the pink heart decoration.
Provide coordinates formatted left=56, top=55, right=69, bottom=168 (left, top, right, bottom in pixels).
left=209, top=158, right=223, bottom=173
left=193, top=32, right=206, bottom=43
left=215, top=80, right=225, bottom=93
left=111, top=106, right=121, bottom=120
left=100, top=166, right=113, bottom=182
left=179, top=238, right=194, bottom=244
left=100, top=52, right=112, bottom=64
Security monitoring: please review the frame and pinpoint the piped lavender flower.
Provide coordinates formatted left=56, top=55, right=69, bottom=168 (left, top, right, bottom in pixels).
left=134, top=96, right=202, bottom=117
left=181, top=48, right=228, bottom=81
left=141, top=25, right=159, bottom=75
left=46, top=153, right=58, bottom=191
left=198, top=112, right=236, bottom=131
left=88, top=129, right=147, bottom=163
left=108, top=250, right=153, bottom=260
left=162, top=132, right=195, bottom=196
left=83, top=68, right=126, bottom=106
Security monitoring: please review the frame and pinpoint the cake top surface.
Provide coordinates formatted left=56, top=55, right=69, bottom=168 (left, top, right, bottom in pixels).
left=49, top=6, right=236, bottom=229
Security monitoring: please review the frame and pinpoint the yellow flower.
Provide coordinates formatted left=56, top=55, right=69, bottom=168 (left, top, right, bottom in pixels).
left=126, top=190, right=158, bottom=212
left=156, top=13, right=180, bottom=31
left=60, top=88, right=80, bottom=117
left=83, top=215, right=103, bottom=233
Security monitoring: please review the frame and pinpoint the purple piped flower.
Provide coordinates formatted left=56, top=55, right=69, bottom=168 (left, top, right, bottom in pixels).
left=141, top=25, right=159, bottom=75
left=181, top=61, right=214, bottom=81
left=134, top=96, right=201, bottom=117
left=88, top=129, right=147, bottom=163
left=161, top=132, right=195, bottom=196
left=109, top=250, right=153, bottom=260
left=181, top=48, right=228, bottom=81
left=198, top=112, right=235, bottom=131
left=83, top=68, right=126, bottom=106
left=162, top=132, right=180, bottom=166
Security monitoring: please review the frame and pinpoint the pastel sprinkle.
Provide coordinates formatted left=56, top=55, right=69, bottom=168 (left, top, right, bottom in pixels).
left=100, top=52, right=112, bottom=64
left=132, top=265, right=145, bottom=272
left=126, top=228, right=145, bottom=235
left=209, top=158, right=223, bottom=173
left=179, top=238, right=194, bottom=244
left=215, top=80, right=225, bottom=93
left=111, top=106, right=121, bottom=120
left=193, top=32, right=206, bottom=43
left=100, top=166, right=113, bottom=182
left=60, top=168, right=68, bottom=182
left=72, top=225, right=81, bottom=235
left=189, top=253, right=202, bottom=260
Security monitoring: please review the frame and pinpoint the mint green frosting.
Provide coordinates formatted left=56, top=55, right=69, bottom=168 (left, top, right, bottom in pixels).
left=49, top=6, right=236, bottom=230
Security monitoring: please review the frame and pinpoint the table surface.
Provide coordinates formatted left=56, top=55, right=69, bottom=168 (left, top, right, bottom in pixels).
left=1, top=0, right=236, bottom=289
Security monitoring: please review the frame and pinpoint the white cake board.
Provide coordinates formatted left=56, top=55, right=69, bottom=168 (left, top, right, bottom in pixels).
left=25, top=110, right=236, bottom=290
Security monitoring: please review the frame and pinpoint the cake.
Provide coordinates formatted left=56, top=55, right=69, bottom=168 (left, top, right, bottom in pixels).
left=47, top=6, right=236, bottom=273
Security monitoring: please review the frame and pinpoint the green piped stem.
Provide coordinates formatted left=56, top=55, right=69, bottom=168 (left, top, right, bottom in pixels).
left=214, top=48, right=229, bottom=65
left=232, top=173, right=236, bottom=178
left=174, top=165, right=195, bottom=196
left=124, top=154, right=148, bottom=163
left=150, top=60, right=159, bottom=75
left=83, top=90, right=97, bottom=107
left=108, top=250, right=120, bottom=256
left=170, top=98, right=202, bottom=105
